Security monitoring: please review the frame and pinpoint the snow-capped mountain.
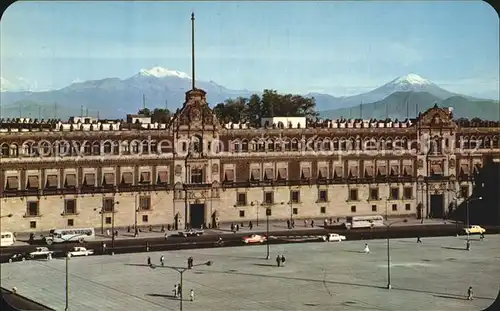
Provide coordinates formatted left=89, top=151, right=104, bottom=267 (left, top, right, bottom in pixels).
left=309, top=74, right=460, bottom=111
left=0, top=66, right=254, bottom=119
left=0, top=76, right=33, bottom=92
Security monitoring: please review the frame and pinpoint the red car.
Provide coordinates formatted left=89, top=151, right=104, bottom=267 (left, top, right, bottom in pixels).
left=242, top=234, right=267, bottom=244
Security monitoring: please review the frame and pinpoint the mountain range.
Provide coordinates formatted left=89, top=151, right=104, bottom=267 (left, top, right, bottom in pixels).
left=0, top=68, right=498, bottom=121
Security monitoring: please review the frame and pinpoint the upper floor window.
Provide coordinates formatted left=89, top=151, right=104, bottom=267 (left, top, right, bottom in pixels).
left=191, top=168, right=203, bottom=184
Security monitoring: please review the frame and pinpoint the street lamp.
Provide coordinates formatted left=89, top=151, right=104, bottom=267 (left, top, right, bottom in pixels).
left=0, top=213, right=13, bottom=218
left=250, top=201, right=260, bottom=226
left=385, top=218, right=408, bottom=290
left=265, top=208, right=271, bottom=260
left=65, top=252, right=70, bottom=311
left=93, top=207, right=105, bottom=234
left=111, top=201, right=120, bottom=250
left=149, top=260, right=213, bottom=311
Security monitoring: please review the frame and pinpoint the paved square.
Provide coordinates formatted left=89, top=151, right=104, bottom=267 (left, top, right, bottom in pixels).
left=1, top=235, right=499, bottom=311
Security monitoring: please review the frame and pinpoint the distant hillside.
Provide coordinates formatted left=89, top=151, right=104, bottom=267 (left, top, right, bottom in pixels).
left=319, top=91, right=500, bottom=121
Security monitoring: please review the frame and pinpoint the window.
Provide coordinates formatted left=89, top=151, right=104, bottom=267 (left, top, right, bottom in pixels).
left=318, top=190, right=328, bottom=202
left=460, top=185, right=469, bottom=198
left=405, top=203, right=411, bottom=211
left=372, top=205, right=377, bottom=212
left=292, top=208, right=298, bottom=215
left=291, top=190, right=300, bottom=203
left=142, top=215, right=149, bottom=223
left=191, top=168, right=204, bottom=184
left=403, top=187, right=413, bottom=200
left=105, top=217, right=112, bottom=224
left=30, top=221, right=36, bottom=229
left=392, top=204, right=397, bottom=211
left=64, top=199, right=77, bottom=215
left=390, top=188, right=400, bottom=200
left=320, top=206, right=326, bottom=214
left=239, top=210, right=245, bottom=218
left=370, top=188, right=379, bottom=200
left=351, top=206, right=356, bottom=213
left=103, top=198, right=114, bottom=213
left=264, top=192, right=274, bottom=204
left=139, top=196, right=151, bottom=210
left=26, top=201, right=39, bottom=216
left=67, top=219, right=74, bottom=227
left=236, top=193, right=247, bottom=206
left=349, top=189, right=358, bottom=201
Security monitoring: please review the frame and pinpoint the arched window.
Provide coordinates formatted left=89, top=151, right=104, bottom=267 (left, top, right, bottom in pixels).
left=241, top=140, right=249, bottom=152
left=1, top=144, right=9, bottom=157
left=9, top=144, right=19, bottom=157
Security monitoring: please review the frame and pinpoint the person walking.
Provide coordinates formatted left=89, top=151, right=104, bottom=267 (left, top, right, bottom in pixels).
left=173, top=284, right=178, bottom=298
left=160, top=255, right=165, bottom=266
left=417, top=236, right=422, bottom=243
left=147, top=256, right=152, bottom=266
left=467, top=286, right=474, bottom=300
left=466, top=239, right=471, bottom=251
left=281, top=255, right=286, bottom=267
left=177, top=283, right=182, bottom=298
left=276, top=255, right=281, bottom=267
left=364, top=243, right=370, bottom=253
left=190, top=289, right=195, bottom=301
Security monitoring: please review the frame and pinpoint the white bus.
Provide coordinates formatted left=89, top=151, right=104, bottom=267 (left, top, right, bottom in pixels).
left=45, top=228, right=95, bottom=245
left=0, top=232, right=15, bottom=247
left=345, top=215, right=385, bottom=229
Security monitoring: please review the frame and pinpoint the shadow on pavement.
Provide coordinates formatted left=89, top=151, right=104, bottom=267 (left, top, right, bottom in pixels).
left=252, top=263, right=277, bottom=267
left=433, top=294, right=466, bottom=301
left=125, top=263, right=187, bottom=270
left=146, top=294, right=187, bottom=301
left=441, top=246, right=466, bottom=251
left=198, top=268, right=496, bottom=301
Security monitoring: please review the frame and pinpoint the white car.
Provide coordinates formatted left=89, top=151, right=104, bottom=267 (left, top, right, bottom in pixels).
left=322, top=233, right=346, bottom=242
left=463, top=225, right=486, bottom=235
left=68, top=247, right=94, bottom=257
left=179, top=229, right=204, bottom=237
left=242, top=234, right=267, bottom=244
left=29, top=247, right=54, bottom=258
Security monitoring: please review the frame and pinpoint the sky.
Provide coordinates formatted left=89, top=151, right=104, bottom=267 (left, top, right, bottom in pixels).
left=1, top=1, right=499, bottom=99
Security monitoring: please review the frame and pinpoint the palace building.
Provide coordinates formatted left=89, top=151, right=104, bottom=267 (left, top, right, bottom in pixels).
left=1, top=92, right=500, bottom=233
left=1, top=13, right=499, bottom=233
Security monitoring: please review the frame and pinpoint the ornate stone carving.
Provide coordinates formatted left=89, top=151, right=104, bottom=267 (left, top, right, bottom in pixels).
left=417, top=159, right=424, bottom=169
left=212, top=164, right=219, bottom=174
left=448, top=158, right=456, bottom=168
left=175, top=165, right=182, bottom=176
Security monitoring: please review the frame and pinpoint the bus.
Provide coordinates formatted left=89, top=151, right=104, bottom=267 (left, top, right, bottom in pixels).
left=0, top=232, right=15, bottom=247
left=45, top=228, right=95, bottom=245
left=345, top=215, right=385, bottom=229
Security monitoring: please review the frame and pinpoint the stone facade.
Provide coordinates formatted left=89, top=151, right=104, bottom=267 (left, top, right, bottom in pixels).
left=1, top=88, right=500, bottom=233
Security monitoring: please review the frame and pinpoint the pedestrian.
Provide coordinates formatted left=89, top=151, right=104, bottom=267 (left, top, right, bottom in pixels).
left=304, top=219, right=308, bottom=227
left=417, top=236, right=422, bottom=243
left=127, top=225, right=131, bottom=233
left=287, top=219, right=291, bottom=229
left=102, top=242, right=107, bottom=253
left=147, top=256, right=151, bottom=266
left=106, top=229, right=110, bottom=236
left=160, top=255, right=165, bottom=266
left=47, top=253, right=52, bottom=261
left=236, top=224, right=240, bottom=231
left=311, top=219, right=314, bottom=227
left=364, top=243, right=370, bottom=253
left=466, top=240, right=471, bottom=251
left=467, top=286, right=474, bottom=300
left=249, top=221, right=253, bottom=230
left=190, top=289, right=195, bottom=301
left=480, top=233, right=484, bottom=240
left=230, top=223, right=234, bottom=232
left=281, top=255, right=286, bottom=267
left=324, top=219, right=328, bottom=227
left=173, top=284, right=178, bottom=298
left=291, top=220, right=295, bottom=228
left=276, top=255, right=281, bottom=267
left=177, top=283, right=182, bottom=297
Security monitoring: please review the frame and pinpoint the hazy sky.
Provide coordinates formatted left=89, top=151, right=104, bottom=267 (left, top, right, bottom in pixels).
left=1, top=1, right=499, bottom=98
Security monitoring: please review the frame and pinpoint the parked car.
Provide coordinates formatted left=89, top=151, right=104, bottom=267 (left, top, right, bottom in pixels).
left=464, top=225, right=486, bottom=235
left=179, top=229, right=204, bottom=237
left=8, top=252, right=28, bottom=263
left=242, top=234, right=267, bottom=244
left=68, top=247, right=94, bottom=257
left=321, top=233, right=346, bottom=242
left=29, top=247, right=54, bottom=259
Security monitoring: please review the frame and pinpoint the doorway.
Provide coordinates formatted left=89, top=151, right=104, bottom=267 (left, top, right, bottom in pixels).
left=189, top=203, right=205, bottom=229
left=430, top=194, right=444, bottom=218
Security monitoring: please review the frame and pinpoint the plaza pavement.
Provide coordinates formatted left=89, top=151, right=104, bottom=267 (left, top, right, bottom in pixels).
left=2, top=234, right=497, bottom=311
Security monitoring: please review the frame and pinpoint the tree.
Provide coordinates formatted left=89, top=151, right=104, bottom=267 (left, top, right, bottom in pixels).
left=214, top=90, right=318, bottom=126
left=138, top=108, right=171, bottom=123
